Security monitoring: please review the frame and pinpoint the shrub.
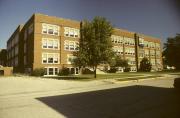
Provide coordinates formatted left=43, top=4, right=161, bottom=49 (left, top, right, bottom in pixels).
left=124, top=67, right=130, bottom=72
left=31, top=68, right=45, bottom=76
left=107, top=67, right=117, bottom=73
left=58, top=68, right=70, bottom=76
left=82, top=68, right=94, bottom=74
left=139, top=57, right=152, bottom=72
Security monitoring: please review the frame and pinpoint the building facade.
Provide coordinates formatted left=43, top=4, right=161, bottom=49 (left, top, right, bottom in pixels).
left=6, top=13, right=162, bottom=75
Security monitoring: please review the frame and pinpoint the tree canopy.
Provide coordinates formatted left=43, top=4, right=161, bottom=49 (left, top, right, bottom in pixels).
left=74, top=16, right=114, bottom=78
left=163, top=34, right=180, bottom=70
left=139, top=57, right=152, bottom=72
left=110, top=55, right=129, bottom=68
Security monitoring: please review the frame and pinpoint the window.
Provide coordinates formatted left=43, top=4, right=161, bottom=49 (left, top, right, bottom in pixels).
left=54, top=68, right=58, bottom=75
left=48, top=26, right=53, bottom=34
left=54, top=26, right=59, bottom=35
left=64, top=41, right=69, bottom=50
left=42, top=53, right=59, bottom=64
left=48, top=54, right=54, bottom=63
left=49, top=68, right=54, bottom=75
left=111, top=35, right=124, bottom=44
left=69, top=42, right=75, bottom=50
left=156, top=43, right=160, bottom=49
left=53, top=40, right=58, bottom=49
left=42, top=24, right=47, bottom=34
left=64, top=27, right=69, bottom=36
left=156, top=51, right=160, bottom=58
left=139, top=38, right=144, bottom=47
left=126, top=58, right=136, bottom=65
left=150, top=50, right=155, bottom=57
left=151, top=59, right=156, bottom=65
left=139, top=50, right=144, bottom=58
left=145, top=50, right=149, bottom=57
left=44, top=67, right=59, bottom=76
left=69, top=28, right=74, bottom=37
left=54, top=54, right=58, bottom=63
left=42, top=38, right=59, bottom=49
left=75, top=42, right=79, bottom=51
left=42, top=39, right=47, bottom=48
left=42, top=53, right=47, bottom=63
left=42, top=23, right=59, bottom=36
left=74, top=29, right=79, bottom=37
left=67, top=55, right=77, bottom=64
left=64, top=27, right=79, bottom=38
left=113, top=46, right=123, bottom=55
left=64, top=40, right=79, bottom=51
left=48, top=40, right=53, bottom=48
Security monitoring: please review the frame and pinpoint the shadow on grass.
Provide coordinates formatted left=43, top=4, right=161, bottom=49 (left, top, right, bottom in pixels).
left=37, top=85, right=180, bottom=118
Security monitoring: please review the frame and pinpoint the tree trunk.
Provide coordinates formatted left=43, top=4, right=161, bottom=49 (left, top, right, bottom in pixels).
left=94, top=66, right=97, bottom=78
left=79, top=67, right=83, bottom=75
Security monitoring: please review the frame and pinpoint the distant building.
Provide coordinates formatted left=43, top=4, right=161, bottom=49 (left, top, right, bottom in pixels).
left=6, top=13, right=163, bottom=75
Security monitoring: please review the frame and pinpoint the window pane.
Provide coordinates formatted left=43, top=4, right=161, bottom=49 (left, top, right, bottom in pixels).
left=42, top=39, right=47, bottom=48
left=48, top=68, right=54, bottom=75
left=42, top=24, right=47, bottom=33
left=69, top=42, right=74, bottom=50
left=53, top=40, right=58, bottom=49
left=69, top=29, right=74, bottom=37
left=48, top=40, right=53, bottom=48
left=54, top=26, right=58, bottom=35
left=55, top=68, right=58, bottom=75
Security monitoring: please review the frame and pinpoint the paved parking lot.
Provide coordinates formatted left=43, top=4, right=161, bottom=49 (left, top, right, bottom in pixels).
left=0, top=74, right=179, bottom=118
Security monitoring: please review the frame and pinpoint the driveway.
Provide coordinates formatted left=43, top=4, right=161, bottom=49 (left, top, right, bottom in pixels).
left=0, top=75, right=179, bottom=118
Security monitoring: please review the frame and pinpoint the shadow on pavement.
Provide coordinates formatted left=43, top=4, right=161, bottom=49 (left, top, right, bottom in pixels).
left=36, top=85, right=180, bottom=118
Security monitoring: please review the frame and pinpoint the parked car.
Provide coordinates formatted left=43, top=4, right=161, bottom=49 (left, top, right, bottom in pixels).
left=174, top=78, right=180, bottom=89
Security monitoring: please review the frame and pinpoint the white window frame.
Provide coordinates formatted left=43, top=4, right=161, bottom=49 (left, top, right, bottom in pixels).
left=64, top=40, right=79, bottom=51
left=64, top=27, right=79, bottom=38
left=44, top=67, right=59, bottom=76
left=42, top=53, right=60, bottom=64
left=42, top=23, right=60, bottom=36
left=42, top=38, right=59, bottom=50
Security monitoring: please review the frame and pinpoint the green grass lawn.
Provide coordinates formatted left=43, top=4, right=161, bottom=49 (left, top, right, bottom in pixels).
left=46, top=72, right=162, bottom=81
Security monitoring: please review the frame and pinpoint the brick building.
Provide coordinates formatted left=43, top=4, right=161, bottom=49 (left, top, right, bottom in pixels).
left=6, top=13, right=162, bottom=75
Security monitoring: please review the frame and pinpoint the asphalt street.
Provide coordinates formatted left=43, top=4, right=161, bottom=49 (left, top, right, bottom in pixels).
left=0, top=75, right=179, bottom=118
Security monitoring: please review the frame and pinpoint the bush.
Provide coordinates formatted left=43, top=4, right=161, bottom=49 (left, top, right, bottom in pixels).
left=82, top=68, right=94, bottom=74
left=31, top=68, right=45, bottom=76
left=124, top=67, right=130, bottom=72
left=107, top=67, right=117, bottom=73
left=58, top=68, right=70, bottom=76
left=139, top=57, right=152, bottom=72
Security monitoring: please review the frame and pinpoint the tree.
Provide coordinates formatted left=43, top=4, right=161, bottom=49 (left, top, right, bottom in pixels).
left=110, top=55, right=129, bottom=70
left=139, top=57, right=152, bottom=72
left=74, top=17, right=114, bottom=78
left=0, top=49, right=7, bottom=66
left=163, top=34, right=180, bottom=70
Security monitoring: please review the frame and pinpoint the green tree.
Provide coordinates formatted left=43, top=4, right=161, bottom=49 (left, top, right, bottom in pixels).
left=0, top=49, right=7, bottom=66
left=110, top=55, right=129, bottom=69
left=139, top=57, right=152, bottom=72
left=163, top=34, right=180, bottom=70
left=74, top=17, right=114, bottom=78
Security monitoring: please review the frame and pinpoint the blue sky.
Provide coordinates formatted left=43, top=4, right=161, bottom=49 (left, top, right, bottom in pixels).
left=0, top=0, right=180, bottom=48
